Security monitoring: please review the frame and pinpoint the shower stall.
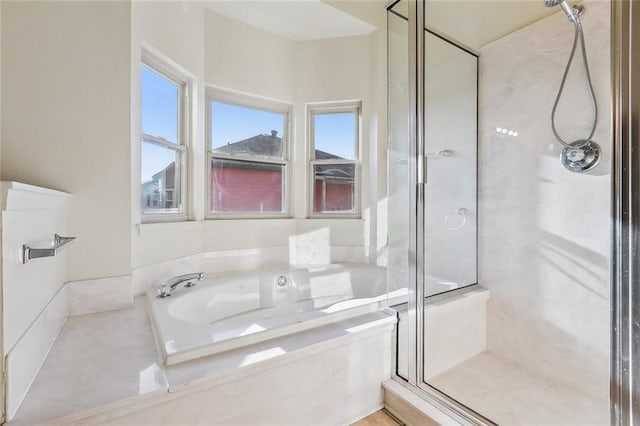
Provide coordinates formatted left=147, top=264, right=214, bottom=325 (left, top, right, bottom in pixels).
left=386, top=0, right=640, bottom=424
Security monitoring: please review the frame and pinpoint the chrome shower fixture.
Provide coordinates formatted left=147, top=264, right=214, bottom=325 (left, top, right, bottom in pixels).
left=426, top=149, right=454, bottom=158
left=543, top=0, right=584, bottom=23
left=560, top=140, right=600, bottom=172
left=545, top=0, right=600, bottom=172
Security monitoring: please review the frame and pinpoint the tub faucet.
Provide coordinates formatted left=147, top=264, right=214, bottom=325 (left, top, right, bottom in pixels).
left=157, top=272, right=204, bottom=298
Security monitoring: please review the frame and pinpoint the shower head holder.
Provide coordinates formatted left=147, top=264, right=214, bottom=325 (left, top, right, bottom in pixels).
left=560, top=140, right=600, bottom=172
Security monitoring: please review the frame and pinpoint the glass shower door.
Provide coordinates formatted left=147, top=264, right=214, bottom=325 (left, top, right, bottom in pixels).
left=387, top=0, right=478, bottom=384
left=387, top=0, right=411, bottom=380
left=422, top=33, right=477, bottom=298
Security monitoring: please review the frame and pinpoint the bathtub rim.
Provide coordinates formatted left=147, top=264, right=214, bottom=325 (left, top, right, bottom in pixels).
left=147, top=262, right=391, bottom=366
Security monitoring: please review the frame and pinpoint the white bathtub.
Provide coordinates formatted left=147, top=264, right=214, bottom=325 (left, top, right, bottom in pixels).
left=147, top=263, right=394, bottom=365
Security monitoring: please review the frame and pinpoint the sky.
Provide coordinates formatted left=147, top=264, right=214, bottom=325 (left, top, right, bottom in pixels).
left=141, top=66, right=179, bottom=183
left=141, top=65, right=356, bottom=183
left=211, top=102, right=284, bottom=152
left=313, top=112, right=356, bottom=160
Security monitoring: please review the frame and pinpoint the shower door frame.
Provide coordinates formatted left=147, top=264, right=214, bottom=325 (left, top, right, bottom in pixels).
left=389, top=1, right=494, bottom=424
left=391, top=0, right=640, bottom=424
left=611, top=0, right=640, bottom=424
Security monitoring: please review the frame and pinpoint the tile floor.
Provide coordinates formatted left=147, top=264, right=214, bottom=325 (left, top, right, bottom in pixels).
left=428, top=351, right=609, bottom=426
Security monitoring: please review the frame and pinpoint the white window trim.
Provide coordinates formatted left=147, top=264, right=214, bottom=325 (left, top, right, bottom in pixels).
left=140, top=49, right=191, bottom=223
left=307, top=101, right=362, bottom=219
left=205, top=86, right=292, bottom=219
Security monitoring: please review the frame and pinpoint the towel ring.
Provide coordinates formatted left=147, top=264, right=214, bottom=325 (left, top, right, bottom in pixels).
left=444, top=208, right=468, bottom=231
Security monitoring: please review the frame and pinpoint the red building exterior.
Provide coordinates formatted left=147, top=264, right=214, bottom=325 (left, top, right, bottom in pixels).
left=210, top=161, right=283, bottom=212
left=143, top=131, right=354, bottom=214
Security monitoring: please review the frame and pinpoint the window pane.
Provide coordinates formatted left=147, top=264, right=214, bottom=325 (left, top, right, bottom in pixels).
left=314, top=112, right=356, bottom=160
left=312, top=163, right=355, bottom=213
left=210, top=158, right=284, bottom=213
left=141, top=65, right=179, bottom=144
left=211, top=101, right=284, bottom=159
left=141, top=140, right=182, bottom=213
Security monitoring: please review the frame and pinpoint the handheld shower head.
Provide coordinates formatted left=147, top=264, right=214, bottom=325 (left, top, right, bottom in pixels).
left=544, top=0, right=579, bottom=23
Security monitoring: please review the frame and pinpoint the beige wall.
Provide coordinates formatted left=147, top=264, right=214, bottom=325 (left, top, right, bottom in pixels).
left=204, top=10, right=296, bottom=102
left=1, top=1, right=132, bottom=282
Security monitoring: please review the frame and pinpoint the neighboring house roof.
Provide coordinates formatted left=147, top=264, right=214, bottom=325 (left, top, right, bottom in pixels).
left=214, top=132, right=283, bottom=158
left=212, top=131, right=354, bottom=179
left=151, top=162, right=175, bottom=182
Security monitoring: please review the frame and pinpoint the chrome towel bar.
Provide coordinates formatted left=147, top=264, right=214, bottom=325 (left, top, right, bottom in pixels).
left=22, top=234, right=77, bottom=264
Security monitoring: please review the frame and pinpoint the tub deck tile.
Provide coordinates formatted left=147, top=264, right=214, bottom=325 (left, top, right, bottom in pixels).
left=9, top=298, right=167, bottom=425
left=8, top=297, right=396, bottom=425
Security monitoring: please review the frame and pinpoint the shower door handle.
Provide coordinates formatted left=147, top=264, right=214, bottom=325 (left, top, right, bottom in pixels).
left=418, top=155, right=428, bottom=185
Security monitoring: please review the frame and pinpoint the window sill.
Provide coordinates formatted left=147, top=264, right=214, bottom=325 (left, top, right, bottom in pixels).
left=137, top=218, right=298, bottom=237
left=136, top=220, right=203, bottom=237
left=307, top=214, right=362, bottom=220
left=136, top=217, right=363, bottom=237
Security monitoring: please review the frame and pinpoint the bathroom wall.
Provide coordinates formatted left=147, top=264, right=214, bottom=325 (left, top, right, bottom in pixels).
left=479, top=0, right=610, bottom=406
left=204, top=10, right=295, bottom=102
left=1, top=1, right=132, bottom=282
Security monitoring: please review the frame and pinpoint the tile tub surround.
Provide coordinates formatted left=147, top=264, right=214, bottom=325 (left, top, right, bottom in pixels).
left=1, top=182, right=72, bottom=420
left=10, top=297, right=396, bottom=425
left=132, top=248, right=289, bottom=296
left=132, top=246, right=368, bottom=296
left=6, top=286, right=68, bottom=421
left=1, top=181, right=71, bottom=353
left=478, top=0, right=610, bottom=418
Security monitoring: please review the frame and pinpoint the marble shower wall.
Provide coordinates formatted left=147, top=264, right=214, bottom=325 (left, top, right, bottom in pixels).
left=479, top=0, right=610, bottom=403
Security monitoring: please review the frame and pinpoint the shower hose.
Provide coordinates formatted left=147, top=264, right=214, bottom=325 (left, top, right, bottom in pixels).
left=550, top=18, right=598, bottom=148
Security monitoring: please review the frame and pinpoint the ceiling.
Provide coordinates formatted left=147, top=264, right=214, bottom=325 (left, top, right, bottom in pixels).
left=391, top=0, right=561, bottom=49
left=203, top=0, right=378, bottom=41
left=203, top=0, right=562, bottom=48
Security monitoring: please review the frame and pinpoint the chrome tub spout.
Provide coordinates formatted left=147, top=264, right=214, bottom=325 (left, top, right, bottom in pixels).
left=157, top=272, right=204, bottom=298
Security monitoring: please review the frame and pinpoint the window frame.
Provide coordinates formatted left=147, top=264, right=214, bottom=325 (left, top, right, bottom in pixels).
left=307, top=101, right=362, bottom=218
left=140, top=50, right=190, bottom=223
left=205, top=87, right=292, bottom=219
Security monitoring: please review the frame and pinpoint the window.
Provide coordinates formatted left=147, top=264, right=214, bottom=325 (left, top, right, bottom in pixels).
left=207, top=90, right=290, bottom=217
left=308, top=102, right=360, bottom=217
left=140, top=53, right=188, bottom=221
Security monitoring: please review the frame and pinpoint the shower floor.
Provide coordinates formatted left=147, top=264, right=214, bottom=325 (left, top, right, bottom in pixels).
left=428, top=351, right=609, bottom=426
